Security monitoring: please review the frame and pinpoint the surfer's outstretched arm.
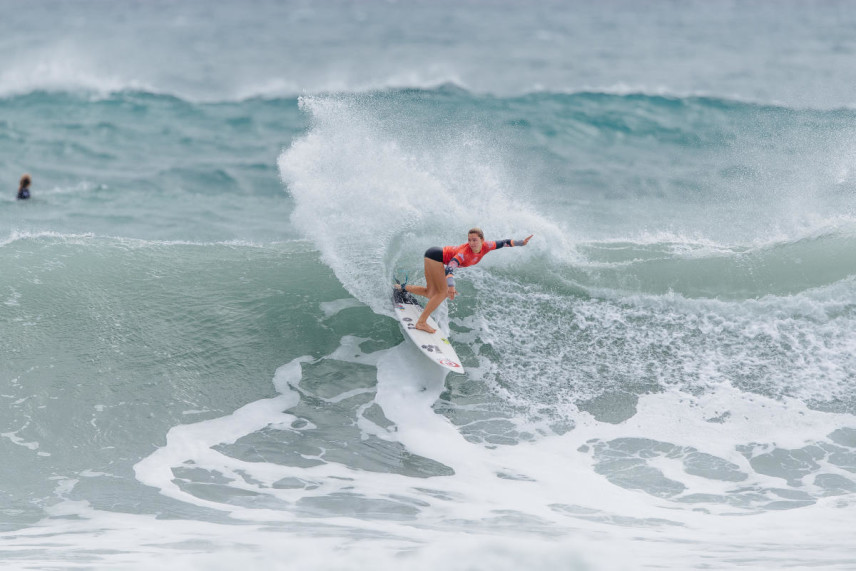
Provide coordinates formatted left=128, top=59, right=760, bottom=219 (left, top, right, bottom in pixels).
left=494, top=234, right=534, bottom=249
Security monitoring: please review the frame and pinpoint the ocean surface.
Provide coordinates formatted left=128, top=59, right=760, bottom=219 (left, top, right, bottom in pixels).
left=2, top=1, right=856, bottom=569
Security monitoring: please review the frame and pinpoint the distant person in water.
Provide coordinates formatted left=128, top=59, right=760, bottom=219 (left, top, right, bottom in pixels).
left=398, top=227, right=534, bottom=334
left=16, top=174, right=31, bottom=200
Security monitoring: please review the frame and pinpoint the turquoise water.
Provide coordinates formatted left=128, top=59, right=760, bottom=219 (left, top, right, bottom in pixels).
left=2, top=2, right=856, bottom=569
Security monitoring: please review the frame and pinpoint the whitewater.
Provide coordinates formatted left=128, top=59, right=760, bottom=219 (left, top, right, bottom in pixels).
left=2, top=1, right=856, bottom=569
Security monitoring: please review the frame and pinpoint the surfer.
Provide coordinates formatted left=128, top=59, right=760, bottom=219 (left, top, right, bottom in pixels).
left=16, top=174, right=31, bottom=200
left=399, top=228, right=533, bottom=334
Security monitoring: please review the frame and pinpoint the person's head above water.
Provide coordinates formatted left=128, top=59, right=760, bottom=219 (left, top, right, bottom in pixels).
left=467, top=227, right=484, bottom=253
left=19, top=174, right=31, bottom=189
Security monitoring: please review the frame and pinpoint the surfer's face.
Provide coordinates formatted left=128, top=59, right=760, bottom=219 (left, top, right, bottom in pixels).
left=468, top=233, right=483, bottom=253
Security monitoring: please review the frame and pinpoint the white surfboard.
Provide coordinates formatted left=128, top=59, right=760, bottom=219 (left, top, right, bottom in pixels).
left=392, top=287, right=464, bottom=373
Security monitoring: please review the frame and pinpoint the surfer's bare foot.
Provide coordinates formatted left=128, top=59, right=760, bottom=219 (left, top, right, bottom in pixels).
left=414, top=321, right=436, bottom=334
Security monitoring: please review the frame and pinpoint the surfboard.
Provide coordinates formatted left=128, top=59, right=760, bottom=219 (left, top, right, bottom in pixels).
left=392, top=286, right=464, bottom=373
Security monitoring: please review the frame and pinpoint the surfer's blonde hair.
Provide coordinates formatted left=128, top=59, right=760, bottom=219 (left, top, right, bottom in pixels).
left=19, top=174, right=31, bottom=188
left=468, top=227, right=484, bottom=240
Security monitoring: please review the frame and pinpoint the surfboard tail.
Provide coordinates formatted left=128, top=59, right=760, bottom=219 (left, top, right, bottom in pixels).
left=392, top=284, right=420, bottom=306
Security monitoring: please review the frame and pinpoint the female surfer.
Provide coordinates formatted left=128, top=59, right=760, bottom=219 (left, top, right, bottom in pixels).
left=399, top=228, right=533, bottom=334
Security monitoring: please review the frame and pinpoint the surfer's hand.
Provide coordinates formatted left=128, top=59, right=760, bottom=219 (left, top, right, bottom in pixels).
left=447, top=286, right=457, bottom=300
left=522, top=234, right=533, bottom=245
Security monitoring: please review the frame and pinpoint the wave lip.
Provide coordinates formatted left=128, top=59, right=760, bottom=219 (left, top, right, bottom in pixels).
left=574, top=224, right=856, bottom=299
left=3, top=74, right=854, bottom=120
left=2, top=72, right=851, bottom=112
left=0, top=48, right=157, bottom=100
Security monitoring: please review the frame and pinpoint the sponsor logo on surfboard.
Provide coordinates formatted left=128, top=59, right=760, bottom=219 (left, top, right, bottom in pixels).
left=393, top=285, right=464, bottom=373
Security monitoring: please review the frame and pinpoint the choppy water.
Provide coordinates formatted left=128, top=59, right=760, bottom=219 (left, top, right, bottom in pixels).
left=2, top=1, right=856, bottom=569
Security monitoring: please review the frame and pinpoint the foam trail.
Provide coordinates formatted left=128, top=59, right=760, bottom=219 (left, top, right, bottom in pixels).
left=118, top=331, right=856, bottom=568
left=374, top=343, right=466, bottom=468
left=133, top=357, right=311, bottom=513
